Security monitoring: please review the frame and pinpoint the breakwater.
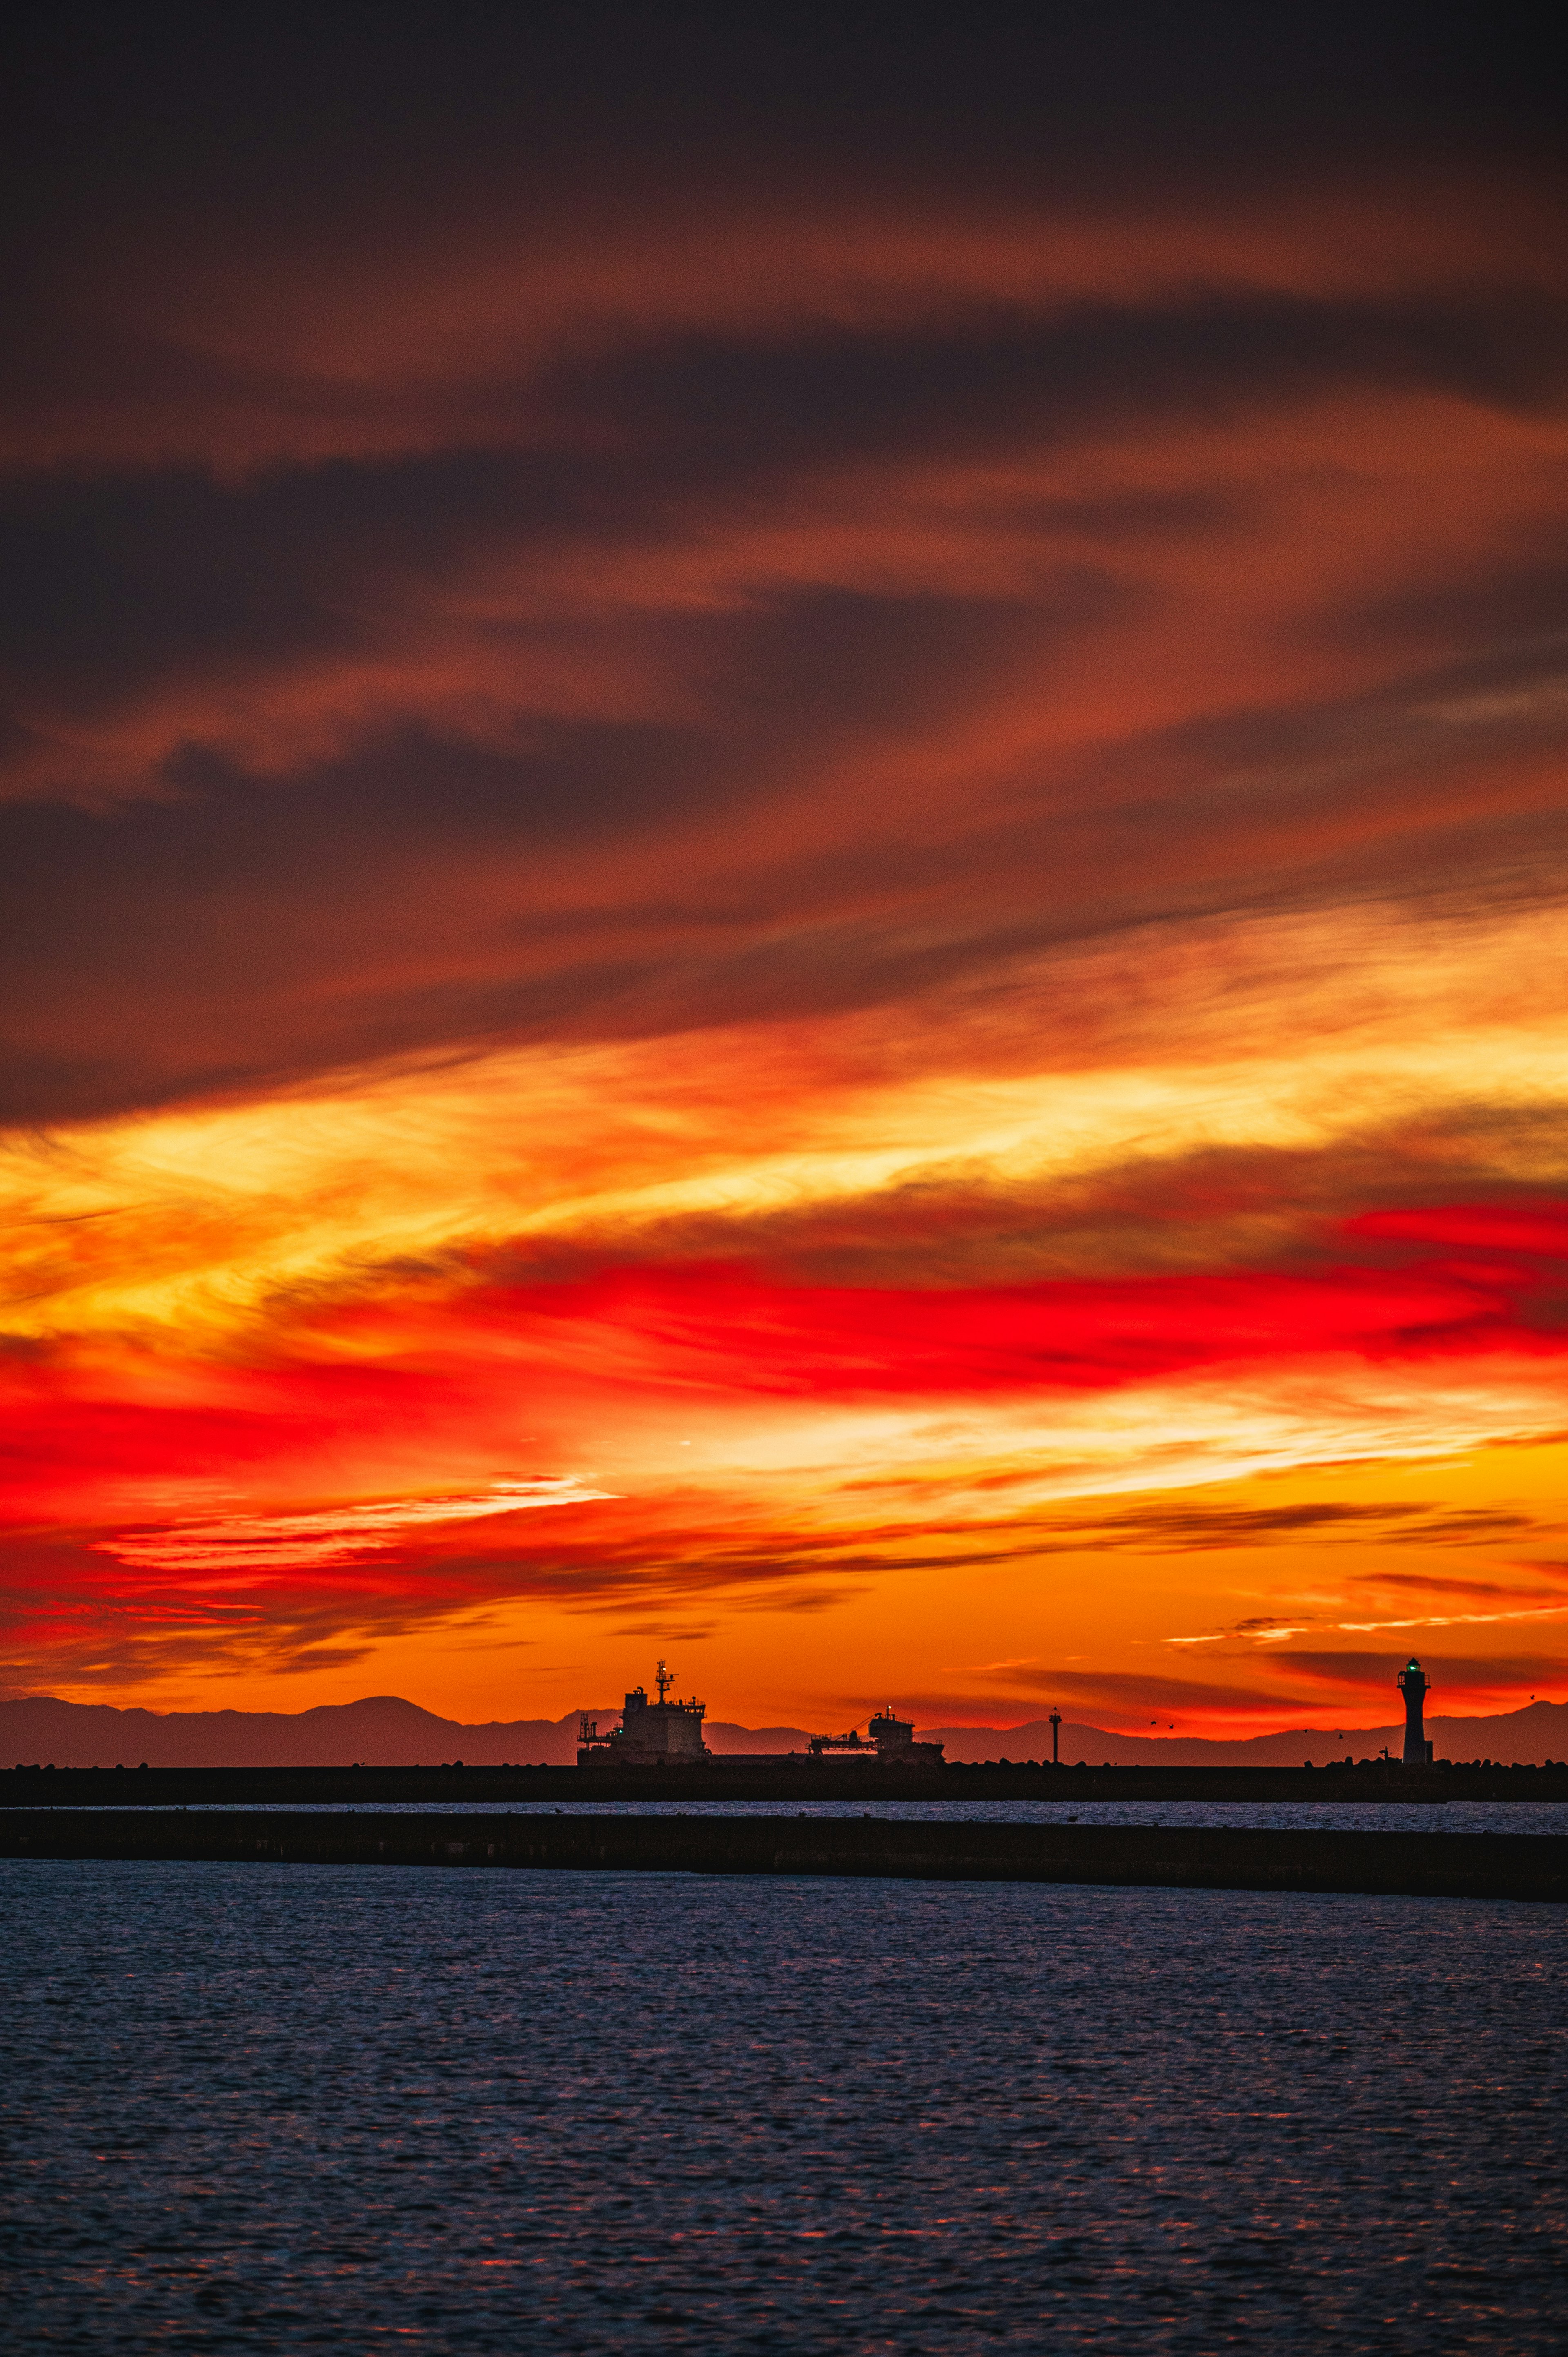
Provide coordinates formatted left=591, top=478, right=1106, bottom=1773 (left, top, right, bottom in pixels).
left=4, top=1810, right=1565, bottom=1901
left=7, top=1758, right=1567, bottom=1807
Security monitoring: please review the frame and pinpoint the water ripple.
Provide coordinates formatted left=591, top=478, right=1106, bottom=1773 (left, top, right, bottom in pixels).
left=6, top=1860, right=1565, bottom=2353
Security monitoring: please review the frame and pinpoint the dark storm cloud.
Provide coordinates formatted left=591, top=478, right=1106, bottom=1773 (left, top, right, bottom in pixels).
left=1332, top=561, right=1568, bottom=671
left=0, top=454, right=580, bottom=706
left=573, top=290, right=1568, bottom=477
left=0, top=3, right=1564, bottom=1126
left=1086, top=631, right=1568, bottom=789
left=5, top=285, right=1566, bottom=731
left=0, top=571, right=1057, bottom=939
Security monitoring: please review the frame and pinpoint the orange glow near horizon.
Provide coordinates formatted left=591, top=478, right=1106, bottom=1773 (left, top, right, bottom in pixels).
left=5, top=117, right=1568, bottom=1738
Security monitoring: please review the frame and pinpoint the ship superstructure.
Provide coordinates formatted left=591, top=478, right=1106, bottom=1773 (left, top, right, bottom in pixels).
left=578, top=1659, right=709, bottom=1767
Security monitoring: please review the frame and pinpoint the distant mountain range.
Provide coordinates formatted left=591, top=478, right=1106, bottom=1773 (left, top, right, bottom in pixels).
left=6, top=1692, right=1567, bottom=1767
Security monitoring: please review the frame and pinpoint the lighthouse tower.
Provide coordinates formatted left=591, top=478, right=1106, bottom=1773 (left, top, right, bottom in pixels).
left=1398, top=1658, right=1433, bottom=1766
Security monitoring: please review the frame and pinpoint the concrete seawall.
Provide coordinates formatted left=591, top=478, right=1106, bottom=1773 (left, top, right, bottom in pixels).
left=8, top=1761, right=1568, bottom=1807
left=3, top=1811, right=1565, bottom=1902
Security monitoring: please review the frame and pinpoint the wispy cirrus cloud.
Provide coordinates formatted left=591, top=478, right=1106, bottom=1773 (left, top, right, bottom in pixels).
left=93, top=1479, right=617, bottom=1575
left=1167, top=1594, right=1568, bottom=1648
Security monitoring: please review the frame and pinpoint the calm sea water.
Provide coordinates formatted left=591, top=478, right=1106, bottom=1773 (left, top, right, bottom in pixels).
left=129, top=1796, right=1568, bottom=1834
left=6, top=1860, right=1565, bottom=2354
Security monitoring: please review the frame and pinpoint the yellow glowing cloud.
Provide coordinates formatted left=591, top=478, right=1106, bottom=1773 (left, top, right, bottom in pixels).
left=6, top=898, right=1568, bottom=1350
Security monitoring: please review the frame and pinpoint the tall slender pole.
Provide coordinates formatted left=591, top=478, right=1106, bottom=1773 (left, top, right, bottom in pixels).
left=1049, top=1708, right=1062, bottom=1765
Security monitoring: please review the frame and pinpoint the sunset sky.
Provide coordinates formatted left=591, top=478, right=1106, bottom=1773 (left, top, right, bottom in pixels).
left=5, top=5, right=1567, bottom=1737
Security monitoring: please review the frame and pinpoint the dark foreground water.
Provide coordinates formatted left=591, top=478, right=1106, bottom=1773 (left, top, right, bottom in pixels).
left=5, top=1862, right=1565, bottom=2354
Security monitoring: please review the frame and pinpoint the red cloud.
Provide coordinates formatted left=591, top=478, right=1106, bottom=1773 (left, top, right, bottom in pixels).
left=331, top=1221, right=1568, bottom=1401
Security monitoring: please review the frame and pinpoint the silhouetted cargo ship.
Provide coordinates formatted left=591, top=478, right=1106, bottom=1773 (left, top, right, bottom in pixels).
left=577, top=1663, right=943, bottom=1769
left=577, top=1661, right=710, bottom=1767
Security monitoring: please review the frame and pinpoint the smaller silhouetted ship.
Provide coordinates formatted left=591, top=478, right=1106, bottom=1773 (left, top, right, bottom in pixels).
left=807, top=1708, right=944, bottom=1768
left=577, top=1662, right=943, bottom=1769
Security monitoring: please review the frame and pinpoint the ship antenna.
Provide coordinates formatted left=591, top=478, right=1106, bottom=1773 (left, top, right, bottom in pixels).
left=656, top=1657, right=672, bottom=1703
